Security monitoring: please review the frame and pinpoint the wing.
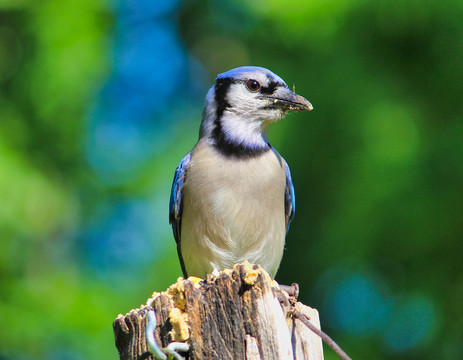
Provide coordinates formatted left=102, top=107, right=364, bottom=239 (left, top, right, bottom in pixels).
left=169, top=152, right=191, bottom=277
left=283, top=159, right=296, bottom=233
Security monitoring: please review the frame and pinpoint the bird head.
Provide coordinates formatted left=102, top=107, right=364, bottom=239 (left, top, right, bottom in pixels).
left=200, top=66, right=312, bottom=153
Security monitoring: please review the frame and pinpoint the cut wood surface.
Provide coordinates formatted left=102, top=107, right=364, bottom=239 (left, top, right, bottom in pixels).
left=113, top=261, right=324, bottom=360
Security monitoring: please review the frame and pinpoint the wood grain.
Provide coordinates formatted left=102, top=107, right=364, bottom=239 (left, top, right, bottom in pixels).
left=113, top=262, right=323, bottom=360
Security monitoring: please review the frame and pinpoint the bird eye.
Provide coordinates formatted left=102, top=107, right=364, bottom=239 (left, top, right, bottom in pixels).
left=246, top=79, right=261, bottom=92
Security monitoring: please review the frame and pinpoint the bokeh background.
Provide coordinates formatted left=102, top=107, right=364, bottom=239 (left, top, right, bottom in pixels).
left=1, top=0, right=462, bottom=359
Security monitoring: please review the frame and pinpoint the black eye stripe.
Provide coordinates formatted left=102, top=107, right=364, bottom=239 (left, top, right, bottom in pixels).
left=216, top=77, right=287, bottom=95
left=225, top=79, right=286, bottom=92
left=260, top=81, right=281, bottom=95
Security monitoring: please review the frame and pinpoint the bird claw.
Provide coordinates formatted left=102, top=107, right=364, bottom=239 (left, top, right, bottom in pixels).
left=278, top=282, right=300, bottom=299
left=163, top=342, right=190, bottom=360
left=146, top=310, right=189, bottom=360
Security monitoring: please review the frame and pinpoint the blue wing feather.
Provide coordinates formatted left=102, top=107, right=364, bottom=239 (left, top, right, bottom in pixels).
left=169, top=152, right=191, bottom=277
left=283, top=159, right=296, bottom=233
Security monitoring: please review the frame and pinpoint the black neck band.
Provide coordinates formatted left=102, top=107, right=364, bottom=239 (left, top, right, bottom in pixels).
left=211, top=77, right=270, bottom=159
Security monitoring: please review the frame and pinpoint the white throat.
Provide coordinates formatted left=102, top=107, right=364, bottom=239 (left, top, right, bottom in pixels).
left=218, top=110, right=269, bottom=148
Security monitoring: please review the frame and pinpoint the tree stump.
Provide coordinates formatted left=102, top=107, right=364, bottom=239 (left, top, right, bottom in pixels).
left=113, top=262, right=324, bottom=360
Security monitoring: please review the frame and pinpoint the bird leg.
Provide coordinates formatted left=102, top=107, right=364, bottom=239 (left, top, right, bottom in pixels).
left=146, top=310, right=189, bottom=360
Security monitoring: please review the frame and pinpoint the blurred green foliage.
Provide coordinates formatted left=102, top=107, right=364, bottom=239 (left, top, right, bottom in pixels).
left=1, top=0, right=462, bottom=359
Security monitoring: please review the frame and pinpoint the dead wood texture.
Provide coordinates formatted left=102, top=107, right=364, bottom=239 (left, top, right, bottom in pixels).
left=113, top=262, right=324, bottom=360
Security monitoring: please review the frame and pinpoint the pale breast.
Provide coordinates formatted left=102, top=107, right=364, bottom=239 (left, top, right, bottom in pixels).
left=180, top=140, right=287, bottom=278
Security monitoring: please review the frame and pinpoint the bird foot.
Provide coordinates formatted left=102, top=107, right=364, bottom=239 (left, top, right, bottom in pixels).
left=146, top=310, right=189, bottom=360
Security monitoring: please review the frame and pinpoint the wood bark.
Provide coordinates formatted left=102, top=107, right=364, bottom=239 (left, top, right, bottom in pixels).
left=113, top=262, right=324, bottom=360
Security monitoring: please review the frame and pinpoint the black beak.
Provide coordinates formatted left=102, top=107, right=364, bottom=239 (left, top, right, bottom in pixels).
left=263, top=88, right=313, bottom=112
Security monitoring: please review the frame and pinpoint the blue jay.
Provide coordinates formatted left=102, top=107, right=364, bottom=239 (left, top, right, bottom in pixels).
left=169, top=66, right=312, bottom=279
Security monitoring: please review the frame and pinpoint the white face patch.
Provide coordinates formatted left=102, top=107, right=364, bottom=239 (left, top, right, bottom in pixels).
left=199, top=66, right=293, bottom=148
